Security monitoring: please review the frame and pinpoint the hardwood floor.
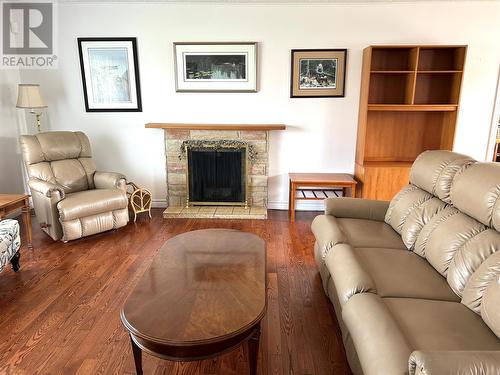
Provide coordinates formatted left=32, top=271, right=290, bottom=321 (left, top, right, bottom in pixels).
left=0, top=209, right=350, bottom=375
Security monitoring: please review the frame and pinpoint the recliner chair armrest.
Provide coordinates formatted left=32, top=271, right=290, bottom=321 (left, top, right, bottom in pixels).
left=409, top=350, right=500, bottom=375
left=94, top=171, right=127, bottom=191
left=325, top=197, right=389, bottom=222
left=29, top=179, right=65, bottom=200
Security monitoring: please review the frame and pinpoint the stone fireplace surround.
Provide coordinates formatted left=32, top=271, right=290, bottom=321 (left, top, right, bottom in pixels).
left=150, top=124, right=286, bottom=219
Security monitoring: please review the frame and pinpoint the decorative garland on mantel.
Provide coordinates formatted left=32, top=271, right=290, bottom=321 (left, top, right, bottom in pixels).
left=178, top=139, right=257, bottom=162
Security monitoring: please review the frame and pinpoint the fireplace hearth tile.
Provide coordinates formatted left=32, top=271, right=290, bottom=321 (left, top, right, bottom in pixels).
left=233, top=207, right=251, bottom=214
left=215, top=207, right=234, bottom=214
left=164, top=206, right=183, bottom=214
left=184, top=207, right=201, bottom=214
left=199, top=206, right=217, bottom=214
left=163, top=206, right=267, bottom=220
left=250, top=207, right=267, bottom=216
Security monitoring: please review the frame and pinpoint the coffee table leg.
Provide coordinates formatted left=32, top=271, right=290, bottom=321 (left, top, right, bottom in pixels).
left=248, top=323, right=261, bottom=375
left=129, top=334, right=143, bottom=375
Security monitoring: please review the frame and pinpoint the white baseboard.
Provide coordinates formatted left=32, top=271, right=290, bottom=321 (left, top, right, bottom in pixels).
left=267, top=200, right=324, bottom=211
left=152, top=199, right=168, bottom=208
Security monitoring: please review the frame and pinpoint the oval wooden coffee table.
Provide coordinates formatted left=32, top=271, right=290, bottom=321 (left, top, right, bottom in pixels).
left=121, top=229, right=267, bottom=374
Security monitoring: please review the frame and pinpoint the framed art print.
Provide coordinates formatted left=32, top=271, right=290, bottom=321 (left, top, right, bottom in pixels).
left=174, top=42, right=258, bottom=92
left=290, top=49, right=347, bottom=98
left=78, top=37, right=142, bottom=112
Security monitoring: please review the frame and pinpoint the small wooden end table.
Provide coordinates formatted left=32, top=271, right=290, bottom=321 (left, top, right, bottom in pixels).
left=288, top=173, right=357, bottom=222
left=0, top=194, right=33, bottom=249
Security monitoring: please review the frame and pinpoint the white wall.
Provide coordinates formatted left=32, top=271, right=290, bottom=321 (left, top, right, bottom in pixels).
left=0, top=69, right=27, bottom=194
left=19, top=1, right=500, bottom=209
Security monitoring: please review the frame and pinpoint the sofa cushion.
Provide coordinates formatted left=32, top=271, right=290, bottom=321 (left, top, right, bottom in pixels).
left=325, top=244, right=460, bottom=307
left=335, top=218, right=405, bottom=250
left=413, top=206, right=459, bottom=258
left=384, top=185, right=434, bottom=236
left=51, top=159, right=90, bottom=193
left=384, top=151, right=475, bottom=251
left=462, top=251, right=500, bottom=317
left=481, top=271, right=500, bottom=338
left=19, top=132, right=96, bottom=194
left=311, top=215, right=347, bottom=259
left=325, top=244, right=377, bottom=306
left=314, top=241, right=331, bottom=293
left=342, top=293, right=412, bottom=375
left=451, top=162, right=500, bottom=232
left=325, top=197, right=389, bottom=222
left=384, top=298, right=500, bottom=351
left=25, top=131, right=92, bottom=162
left=57, top=189, right=128, bottom=221
left=447, top=229, right=500, bottom=298
left=355, top=247, right=460, bottom=302
left=409, top=150, right=475, bottom=203
left=424, top=212, right=486, bottom=277
left=400, top=197, right=448, bottom=250
left=413, top=207, right=499, bottom=298
left=343, top=293, right=500, bottom=375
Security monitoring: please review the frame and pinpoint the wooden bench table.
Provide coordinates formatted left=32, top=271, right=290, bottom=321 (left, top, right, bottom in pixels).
left=288, top=173, right=357, bottom=222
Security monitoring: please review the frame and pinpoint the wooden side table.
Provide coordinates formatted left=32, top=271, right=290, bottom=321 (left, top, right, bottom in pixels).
left=0, top=194, right=33, bottom=249
left=288, top=173, right=357, bottom=222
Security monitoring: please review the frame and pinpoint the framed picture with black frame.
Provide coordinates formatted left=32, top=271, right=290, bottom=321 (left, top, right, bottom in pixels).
left=290, top=49, right=347, bottom=98
left=77, top=37, right=142, bottom=112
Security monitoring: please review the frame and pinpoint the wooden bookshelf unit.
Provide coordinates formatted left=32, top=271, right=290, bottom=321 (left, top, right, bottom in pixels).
left=355, top=45, right=467, bottom=200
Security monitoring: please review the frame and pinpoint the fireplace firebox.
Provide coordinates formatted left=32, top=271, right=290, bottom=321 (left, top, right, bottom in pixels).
left=186, top=146, right=247, bottom=207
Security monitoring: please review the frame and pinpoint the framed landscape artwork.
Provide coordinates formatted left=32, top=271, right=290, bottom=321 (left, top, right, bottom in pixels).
left=174, top=42, right=258, bottom=92
left=290, top=49, right=347, bottom=98
left=78, top=37, right=142, bottom=112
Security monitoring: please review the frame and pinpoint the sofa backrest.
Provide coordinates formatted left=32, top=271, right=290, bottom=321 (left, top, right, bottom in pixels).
left=19, top=131, right=96, bottom=194
left=384, top=151, right=500, bottom=338
left=385, top=150, right=475, bottom=249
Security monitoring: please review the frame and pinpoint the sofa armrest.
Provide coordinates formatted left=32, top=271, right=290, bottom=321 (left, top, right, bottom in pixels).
left=325, top=197, right=389, bottom=221
left=409, top=350, right=500, bottom=375
left=311, top=215, right=348, bottom=259
left=94, top=171, right=127, bottom=192
left=29, top=179, right=65, bottom=200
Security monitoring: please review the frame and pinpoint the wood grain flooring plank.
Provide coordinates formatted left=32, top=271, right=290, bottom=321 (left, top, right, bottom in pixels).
left=0, top=209, right=350, bottom=375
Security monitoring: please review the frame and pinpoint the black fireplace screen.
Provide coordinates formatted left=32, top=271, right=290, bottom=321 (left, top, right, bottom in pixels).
left=188, top=147, right=246, bottom=204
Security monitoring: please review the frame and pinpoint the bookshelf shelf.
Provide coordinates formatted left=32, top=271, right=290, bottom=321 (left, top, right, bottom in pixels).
left=367, top=104, right=458, bottom=111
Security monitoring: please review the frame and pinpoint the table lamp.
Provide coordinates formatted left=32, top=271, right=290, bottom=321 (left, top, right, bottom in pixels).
left=16, top=84, right=47, bottom=133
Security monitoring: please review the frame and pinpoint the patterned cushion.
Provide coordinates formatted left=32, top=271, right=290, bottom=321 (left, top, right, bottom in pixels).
left=0, top=219, right=21, bottom=273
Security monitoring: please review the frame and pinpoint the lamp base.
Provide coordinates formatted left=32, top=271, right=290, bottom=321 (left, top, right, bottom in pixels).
left=30, top=110, right=42, bottom=132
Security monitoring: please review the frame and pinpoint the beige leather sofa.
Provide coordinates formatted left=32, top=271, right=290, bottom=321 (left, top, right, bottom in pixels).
left=312, top=150, right=500, bottom=374
left=19, top=131, right=129, bottom=242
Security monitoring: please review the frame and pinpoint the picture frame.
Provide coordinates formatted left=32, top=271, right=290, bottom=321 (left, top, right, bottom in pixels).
left=174, top=42, right=258, bottom=92
left=77, top=37, right=142, bottom=112
left=290, top=49, right=347, bottom=98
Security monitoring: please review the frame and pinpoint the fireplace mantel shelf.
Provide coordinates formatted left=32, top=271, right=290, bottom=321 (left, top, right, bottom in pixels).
left=145, top=123, right=286, bottom=131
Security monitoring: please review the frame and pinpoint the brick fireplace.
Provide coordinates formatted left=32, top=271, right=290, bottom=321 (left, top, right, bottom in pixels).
left=147, top=123, right=285, bottom=219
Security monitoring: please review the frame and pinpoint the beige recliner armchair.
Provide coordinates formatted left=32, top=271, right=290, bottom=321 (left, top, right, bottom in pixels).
left=19, top=131, right=129, bottom=242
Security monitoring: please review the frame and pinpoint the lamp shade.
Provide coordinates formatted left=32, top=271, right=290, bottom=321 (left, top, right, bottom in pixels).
left=16, top=84, right=47, bottom=109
